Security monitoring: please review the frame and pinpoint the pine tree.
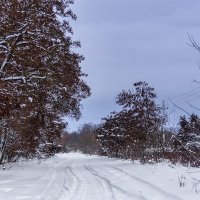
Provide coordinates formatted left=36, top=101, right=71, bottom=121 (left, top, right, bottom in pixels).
left=177, top=114, right=200, bottom=153
left=97, top=82, right=165, bottom=161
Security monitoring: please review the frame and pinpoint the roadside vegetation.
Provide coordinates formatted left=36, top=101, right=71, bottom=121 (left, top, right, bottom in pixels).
left=0, top=0, right=200, bottom=170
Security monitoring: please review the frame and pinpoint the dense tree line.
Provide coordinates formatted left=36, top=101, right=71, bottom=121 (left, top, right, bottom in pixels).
left=1, top=1, right=200, bottom=168
left=58, top=81, right=200, bottom=166
left=0, top=0, right=90, bottom=164
left=62, top=123, right=100, bottom=155
left=172, top=114, right=200, bottom=166
left=95, top=82, right=200, bottom=165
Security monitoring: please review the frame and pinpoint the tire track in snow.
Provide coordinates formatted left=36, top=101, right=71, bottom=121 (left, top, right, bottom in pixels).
left=66, top=164, right=110, bottom=200
left=57, top=167, right=71, bottom=199
left=67, top=167, right=82, bottom=200
left=84, top=164, right=116, bottom=200
left=58, top=166, right=82, bottom=200
left=33, top=163, right=57, bottom=200
left=34, top=162, right=60, bottom=200
left=34, top=161, right=75, bottom=200
left=104, top=164, right=183, bottom=200
left=85, top=164, right=150, bottom=200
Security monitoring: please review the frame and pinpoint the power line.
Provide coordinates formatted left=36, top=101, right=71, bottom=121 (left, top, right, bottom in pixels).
left=173, top=90, right=200, bottom=103
left=184, top=93, right=200, bottom=103
left=168, top=98, right=191, bottom=116
left=172, top=86, right=200, bottom=101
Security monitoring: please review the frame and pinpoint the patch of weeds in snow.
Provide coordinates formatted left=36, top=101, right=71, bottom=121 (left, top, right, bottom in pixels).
left=192, top=178, right=200, bottom=193
left=178, top=174, right=187, bottom=187
left=188, top=171, right=200, bottom=193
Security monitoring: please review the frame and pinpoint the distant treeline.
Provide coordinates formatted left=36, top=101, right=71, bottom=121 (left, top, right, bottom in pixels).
left=63, top=82, right=200, bottom=167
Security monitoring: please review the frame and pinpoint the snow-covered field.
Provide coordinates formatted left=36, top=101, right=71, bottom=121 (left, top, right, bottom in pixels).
left=0, top=153, right=200, bottom=200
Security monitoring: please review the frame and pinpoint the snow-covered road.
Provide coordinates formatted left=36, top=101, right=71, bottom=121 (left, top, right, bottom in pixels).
left=0, top=153, right=200, bottom=200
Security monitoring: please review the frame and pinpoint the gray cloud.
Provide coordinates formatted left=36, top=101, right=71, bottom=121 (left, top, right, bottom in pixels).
left=68, top=0, right=200, bottom=131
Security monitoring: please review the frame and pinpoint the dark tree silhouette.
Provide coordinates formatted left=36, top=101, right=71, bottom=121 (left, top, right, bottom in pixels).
left=0, top=0, right=90, bottom=163
left=62, top=123, right=100, bottom=155
left=97, top=82, right=166, bottom=161
left=177, top=114, right=200, bottom=153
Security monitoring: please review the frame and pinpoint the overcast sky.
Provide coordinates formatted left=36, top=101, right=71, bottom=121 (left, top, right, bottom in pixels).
left=67, top=0, right=200, bottom=131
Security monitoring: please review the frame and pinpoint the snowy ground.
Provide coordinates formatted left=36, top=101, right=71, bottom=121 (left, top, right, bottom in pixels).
left=0, top=153, right=200, bottom=200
